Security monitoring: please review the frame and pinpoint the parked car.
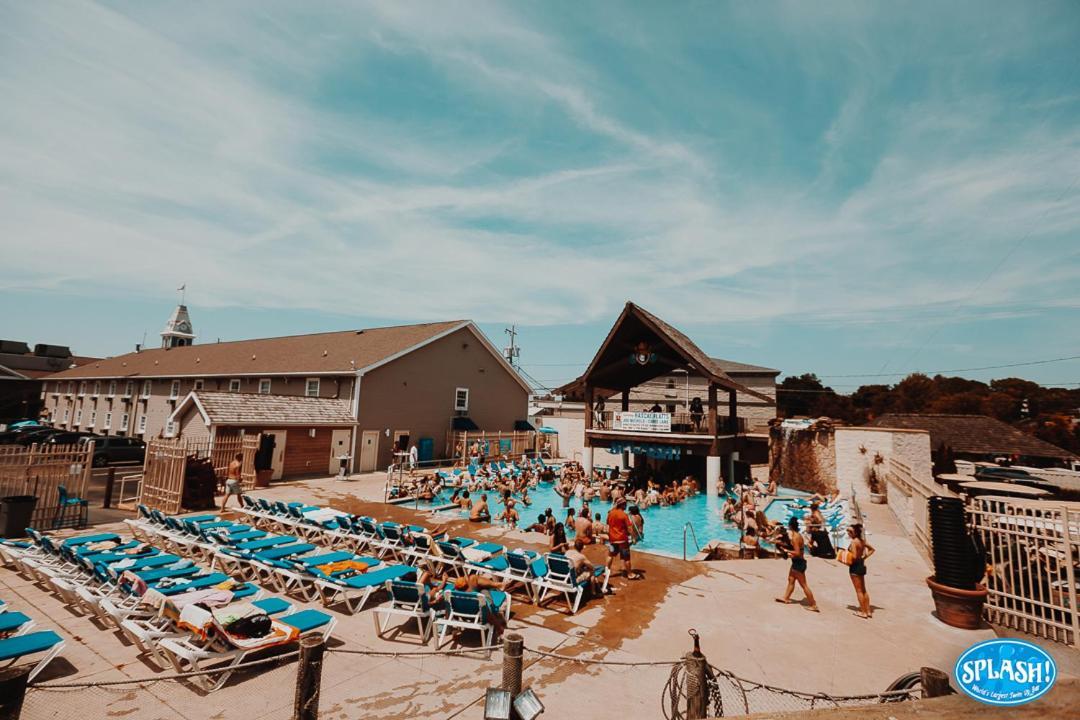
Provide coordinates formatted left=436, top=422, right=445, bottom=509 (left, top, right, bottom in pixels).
left=44, top=431, right=102, bottom=446
left=87, top=436, right=146, bottom=467
left=13, top=428, right=64, bottom=446
left=0, top=424, right=51, bottom=444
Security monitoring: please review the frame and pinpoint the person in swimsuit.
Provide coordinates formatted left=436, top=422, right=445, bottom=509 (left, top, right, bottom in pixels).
left=847, top=524, right=875, bottom=618
left=776, top=517, right=819, bottom=612
left=221, top=453, right=244, bottom=511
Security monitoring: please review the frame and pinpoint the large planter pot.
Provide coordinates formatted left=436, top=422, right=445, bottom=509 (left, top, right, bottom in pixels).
left=254, top=469, right=272, bottom=489
left=869, top=492, right=887, bottom=504
left=927, top=576, right=987, bottom=629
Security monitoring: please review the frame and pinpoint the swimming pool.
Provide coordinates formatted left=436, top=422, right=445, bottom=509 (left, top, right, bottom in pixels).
left=395, top=483, right=810, bottom=559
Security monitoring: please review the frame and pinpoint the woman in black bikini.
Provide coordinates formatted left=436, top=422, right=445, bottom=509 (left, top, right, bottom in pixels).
left=847, top=524, right=875, bottom=618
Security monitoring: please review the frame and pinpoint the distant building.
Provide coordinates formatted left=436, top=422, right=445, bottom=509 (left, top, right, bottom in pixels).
left=0, top=340, right=98, bottom=425
left=42, top=304, right=531, bottom=478
left=865, top=413, right=1076, bottom=467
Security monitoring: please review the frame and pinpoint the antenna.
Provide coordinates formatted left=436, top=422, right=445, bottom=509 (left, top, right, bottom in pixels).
left=503, top=325, right=521, bottom=367
left=177, top=282, right=187, bottom=305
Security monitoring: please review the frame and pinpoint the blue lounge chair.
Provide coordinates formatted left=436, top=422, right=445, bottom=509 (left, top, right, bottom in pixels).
left=434, top=589, right=509, bottom=657
left=535, top=553, right=609, bottom=614
left=0, top=630, right=65, bottom=680
left=0, top=611, right=35, bottom=637
left=317, top=564, right=417, bottom=613
left=374, top=580, right=438, bottom=644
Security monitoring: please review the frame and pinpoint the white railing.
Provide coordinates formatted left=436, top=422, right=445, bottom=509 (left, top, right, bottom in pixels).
left=968, top=495, right=1080, bottom=647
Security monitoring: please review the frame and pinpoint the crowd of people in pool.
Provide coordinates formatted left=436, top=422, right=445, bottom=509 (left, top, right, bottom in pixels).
left=392, top=453, right=876, bottom=618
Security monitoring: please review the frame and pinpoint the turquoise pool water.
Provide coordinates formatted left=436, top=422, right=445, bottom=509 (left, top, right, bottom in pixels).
left=399, top=483, right=810, bottom=558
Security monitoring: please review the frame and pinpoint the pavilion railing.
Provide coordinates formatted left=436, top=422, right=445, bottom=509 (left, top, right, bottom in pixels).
left=591, top=411, right=745, bottom=435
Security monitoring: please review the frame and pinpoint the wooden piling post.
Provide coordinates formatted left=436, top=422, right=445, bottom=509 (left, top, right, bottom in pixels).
left=501, top=633, right=524, bottom=701
left=293, top=635, right=325, bottom=720
left=920, top=667, right=952, bottom=698
left=684, top=651, right=708, bottom=719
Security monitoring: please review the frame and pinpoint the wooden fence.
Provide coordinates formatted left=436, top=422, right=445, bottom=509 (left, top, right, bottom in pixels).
left=138, top=435, right=259, bottom=514
left=446, top=430, right=557, bottom=464
left=968, top=495, right=1080, bottom=647
left=0, top=443, right=94, bottom=529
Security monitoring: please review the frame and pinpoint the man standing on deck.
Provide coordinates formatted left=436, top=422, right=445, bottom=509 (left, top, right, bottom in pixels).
left=606, top=497, right=641, bottom=579
left=776, top=517, right=819, bottom=611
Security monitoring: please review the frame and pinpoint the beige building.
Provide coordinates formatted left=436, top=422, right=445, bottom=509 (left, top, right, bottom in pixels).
left=42, top=306, right=531, bottom=478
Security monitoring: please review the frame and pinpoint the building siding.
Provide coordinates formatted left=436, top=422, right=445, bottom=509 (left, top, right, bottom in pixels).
left=178, top=406, right=210, bottom=444
left=356, top=327, right=529, bottom=469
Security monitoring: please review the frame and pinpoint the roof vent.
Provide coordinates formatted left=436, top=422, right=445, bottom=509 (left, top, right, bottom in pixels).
left=251, top=354, right=256, bottom=360
left=355, top=330, right=365, bottom=335
left=322, top=349, right=328, bottom=357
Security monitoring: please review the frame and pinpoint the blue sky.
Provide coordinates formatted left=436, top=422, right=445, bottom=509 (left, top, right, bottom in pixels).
left=1, top=1, right=1078, bottom=390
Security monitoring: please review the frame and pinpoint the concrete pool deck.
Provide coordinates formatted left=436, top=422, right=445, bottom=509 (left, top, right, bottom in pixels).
left=4, top=472, right=1072, bottom=719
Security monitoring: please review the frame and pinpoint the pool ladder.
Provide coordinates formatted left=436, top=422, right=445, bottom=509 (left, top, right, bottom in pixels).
left=683, top=521, right=701, bottom=561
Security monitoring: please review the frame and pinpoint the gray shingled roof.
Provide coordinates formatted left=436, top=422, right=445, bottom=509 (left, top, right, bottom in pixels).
left=187, top=391, right=354, bottom=426
left=866, top=413, right=1076, bottom=460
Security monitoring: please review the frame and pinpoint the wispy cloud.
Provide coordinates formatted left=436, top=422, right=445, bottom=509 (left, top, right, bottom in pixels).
left=1, top=0, right=1078, bottom=363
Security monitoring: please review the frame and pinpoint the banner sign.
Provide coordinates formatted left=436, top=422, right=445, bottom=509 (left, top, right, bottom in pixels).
left=613, top=411, right=671, bottom=433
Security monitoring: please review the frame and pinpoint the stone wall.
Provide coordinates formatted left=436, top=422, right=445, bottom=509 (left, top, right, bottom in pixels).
left=769, top=426, right=836, bottom=494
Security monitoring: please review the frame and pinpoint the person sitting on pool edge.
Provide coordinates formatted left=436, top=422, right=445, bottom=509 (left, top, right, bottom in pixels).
left=470, top=493, right=491, bottom=522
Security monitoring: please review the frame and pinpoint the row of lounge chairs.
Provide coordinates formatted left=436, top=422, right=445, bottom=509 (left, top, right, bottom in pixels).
left=0, top=594, right=65, bottom=681
left=232, top=496, right=610, bottom=615
left=1, top=527, right=335, bottom=691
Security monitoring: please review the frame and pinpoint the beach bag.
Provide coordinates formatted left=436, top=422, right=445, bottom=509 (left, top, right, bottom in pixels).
left=836, top=549, right=855, bottom=566
left=225, top=612, right=272, bottom=639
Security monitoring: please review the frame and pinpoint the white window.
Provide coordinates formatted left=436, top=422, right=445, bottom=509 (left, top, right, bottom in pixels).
left=305, top=378, right=320, bottom=397
left=193, top=379, right=204, bottom=391
left=92, top=381, right=100, bottom=396
left=75, top=409, right=83, bottom=425
left=137, top=415, right=147, bottom=433
left=141, top=380, right=152, bottom=398
left=258, top=378, right=272, bottom=394
left=78, top=381, right=86, bottom=397
left=121, top=412, right=129, bottom=430
left=124, top=381, right=134, bottom=397
left=169, top=380, right=180, bottom=399
left=104, top=412, right=112, bottom=429
left=89, top=410, right=97, bottom=427
left=229, top=379, right=241, bottom=393
left=107, top=380, right=117, bottom=397
left=165, top=420, right=176, bottom=437
left=454, top=387, right=470, bottom=412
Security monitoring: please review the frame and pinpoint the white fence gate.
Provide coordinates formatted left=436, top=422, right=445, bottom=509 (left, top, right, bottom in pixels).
left=968, top=496, right=1080, bottom=647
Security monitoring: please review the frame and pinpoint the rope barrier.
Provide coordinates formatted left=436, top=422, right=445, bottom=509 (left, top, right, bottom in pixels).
left=523, top=647, right=681, bottom=667
left=327, top=645, right=501, bottom=658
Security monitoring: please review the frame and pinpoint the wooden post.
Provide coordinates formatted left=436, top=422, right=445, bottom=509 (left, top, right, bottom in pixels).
left=621, top=390, right=629, bottom=411
left=501, top=632, right=524, bottom=700
left=584, top=385, right=594, bottom=448
left=684, top=652, right=708, bottom=719
left=103, top=468, right=116, bottom=508
left=920, top=667, right=952, bottom=698
left=728, top=389, right=737, bottom=434
left=0, top=665, right=32, bottom=720
left=707, top=384, right=718, bottom=455
left=293, top=635, right=325, bottom=720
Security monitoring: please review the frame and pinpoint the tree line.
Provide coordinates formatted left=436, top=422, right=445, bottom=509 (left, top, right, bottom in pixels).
left=777, top=373, right=1080, bottom=454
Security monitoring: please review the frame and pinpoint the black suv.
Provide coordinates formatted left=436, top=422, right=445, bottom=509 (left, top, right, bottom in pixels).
left=86, top=436, right=146, bottom=467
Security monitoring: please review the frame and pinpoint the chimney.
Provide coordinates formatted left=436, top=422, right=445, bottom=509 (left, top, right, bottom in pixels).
left=135, top=344, right=141, bottom=353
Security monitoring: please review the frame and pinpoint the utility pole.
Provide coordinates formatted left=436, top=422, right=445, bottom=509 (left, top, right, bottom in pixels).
left=504, top=325, right=520, bottom=367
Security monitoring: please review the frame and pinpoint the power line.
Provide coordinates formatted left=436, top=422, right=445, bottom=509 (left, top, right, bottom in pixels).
left=819, top=353, right=1080, bottom=379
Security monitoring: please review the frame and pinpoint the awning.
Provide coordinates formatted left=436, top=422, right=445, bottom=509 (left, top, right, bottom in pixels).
left=538, top=426, right=559, bottom=434
left=513, top=420, right=535, bottom=431
left=451, top=417, right=480, bottom=431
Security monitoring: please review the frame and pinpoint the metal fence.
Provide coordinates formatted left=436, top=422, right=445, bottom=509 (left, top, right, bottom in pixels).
left=968, top=495, right=1080, bottom=646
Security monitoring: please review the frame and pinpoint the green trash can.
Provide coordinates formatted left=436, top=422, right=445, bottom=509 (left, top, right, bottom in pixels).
left=0, top=495, right=37, bottom=539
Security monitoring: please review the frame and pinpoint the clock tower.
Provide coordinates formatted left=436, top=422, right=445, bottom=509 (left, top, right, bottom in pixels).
left=161, top=304, right=195, bottom=348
